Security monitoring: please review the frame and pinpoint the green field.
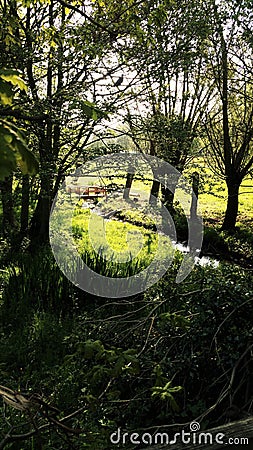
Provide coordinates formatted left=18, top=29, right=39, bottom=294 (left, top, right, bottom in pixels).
left=64, top=159, right=253, bottom=269
left=66, top=159, right=253, bottom=228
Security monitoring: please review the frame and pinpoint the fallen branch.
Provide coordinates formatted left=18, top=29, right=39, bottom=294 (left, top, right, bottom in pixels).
left=0, top=385, right=83, bottom=449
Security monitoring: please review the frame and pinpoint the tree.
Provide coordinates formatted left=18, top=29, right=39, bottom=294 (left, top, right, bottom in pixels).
left=0, top=69, right=38, bottom=180
left=203, top=0, right=253, bottom=230
left=0, top=66, right=38, bottom=234
left=121, top=0, right=214, bottom=207
left=0, top=0, right=140, bottom=243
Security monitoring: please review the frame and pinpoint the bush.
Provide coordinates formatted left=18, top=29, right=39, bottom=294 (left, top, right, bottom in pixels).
left=0, top=239, right=252, bottom=449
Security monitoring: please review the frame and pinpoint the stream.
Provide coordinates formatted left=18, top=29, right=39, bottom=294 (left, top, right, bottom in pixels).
left=82, top=200, right=220, bottom=268
left=173, top=242, right=219, bottom=268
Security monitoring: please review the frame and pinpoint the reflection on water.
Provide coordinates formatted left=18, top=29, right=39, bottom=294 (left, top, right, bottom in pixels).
left=172, top=241, right=219, bottom=268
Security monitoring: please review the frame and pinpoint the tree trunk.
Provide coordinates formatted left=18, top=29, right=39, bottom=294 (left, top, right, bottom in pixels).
left=149, top=139, right=160, bottom=205
left=123, top=172, right=134, bottom=200
left=221, top=181, right=240, bottom=231
left=0, top=175, right=15, bottom=235
left=29, top=0, right=56, bottom=246
left=190, top=171, right=199, bottom=220
left=30, top=192, right=51, bottom=244
left=149, top=179, right=160, bottom=205
left=30, top=162, right=54, bottom=244
left=161, top=185, right=174, bottom=211
left=20, top=175, right=30, bottom=234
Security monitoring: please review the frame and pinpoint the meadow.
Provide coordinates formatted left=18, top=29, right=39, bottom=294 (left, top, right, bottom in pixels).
left=66, top=160, right=253, bottom=274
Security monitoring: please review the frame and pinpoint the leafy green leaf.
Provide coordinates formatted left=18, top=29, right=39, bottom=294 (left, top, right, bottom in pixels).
left=151, top=380, right=183, bottom=411
left=0, top=69, right=27, bottom=92
left=159, top=312, right=190, bottom=329
left=81, top=100, right=109, bottom=121
left=0, top=120, right=39, bottom=179
left=0, top=79, right=14, bottom=105
left=78, top=339, right=104, bottom=359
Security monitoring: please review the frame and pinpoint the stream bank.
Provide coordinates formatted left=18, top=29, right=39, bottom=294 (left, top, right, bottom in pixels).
left=82, top=200, right=253, bottom=269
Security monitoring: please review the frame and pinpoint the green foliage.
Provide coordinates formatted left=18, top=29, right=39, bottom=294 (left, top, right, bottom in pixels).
left=0, top=0, right=253, bottom=447
left=0, top=120, right=39, bottom=179
left=71, top=204, right=168, bottom=277
left=0, top=69, right=27, bottom=101
left=0, top=246, right=76, bottom=318
left=75, top=339, right=140, bottom=385
left=69, top=99, right=109, bottom=121
left=151, top=364, right=183, bottom=412
left=151, top=381, right=183, bottom=411
left=0, top=242, right=252, bottom=448
left=0, top=69, right=38, bottom=180
left=202, top=227, right=228, bottom=255
left=82, top=100, right=109, bottom=121
left=148, top=112, right=196, bottom=170
left=159, top=311, right=191, bottom=330
left=221, top=227, right=253, bottom=261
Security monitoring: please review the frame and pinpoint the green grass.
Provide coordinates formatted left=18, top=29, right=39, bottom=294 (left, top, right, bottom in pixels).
left=179, top=159, right=253, bottom=225
left=67, top=162, right=252, bottom=268
left=71, top=202, right=174, bottom=276
left=66, top=159, right=253, bottom=227
left=198, top=176, right=253, bottom=225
